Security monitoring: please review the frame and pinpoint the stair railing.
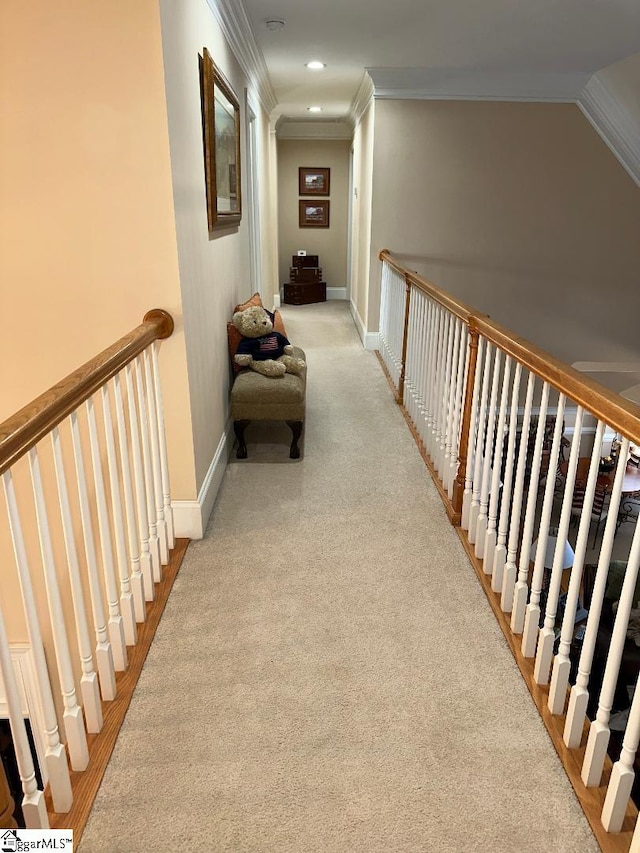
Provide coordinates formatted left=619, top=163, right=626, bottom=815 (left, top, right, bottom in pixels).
left=0, top=310, right=174, bottom=829
left=379, top=249, right=640, bottom=853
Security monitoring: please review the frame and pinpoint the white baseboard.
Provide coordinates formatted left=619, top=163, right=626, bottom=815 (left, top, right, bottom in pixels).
left=327, top=287, right=347, bottom=300
left=350, top=299, right=380, bottom=351
left=172, top=420, right=234, bottom=539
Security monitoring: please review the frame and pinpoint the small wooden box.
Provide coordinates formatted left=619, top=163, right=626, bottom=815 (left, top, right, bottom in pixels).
left=291, top=255, right=319, bottom=269
left=283, top=281, right=326, bottom=305
left=290, top=267, right=323, bottom=283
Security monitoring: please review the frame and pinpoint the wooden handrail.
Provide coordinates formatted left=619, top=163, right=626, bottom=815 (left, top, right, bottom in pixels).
left=475, top=315, right=640, bottom=445
left=380, top=249, right=640, bottom=445
left=0, top=309, right=174, bottom=476
left=379, top=249, right=477, bottom=322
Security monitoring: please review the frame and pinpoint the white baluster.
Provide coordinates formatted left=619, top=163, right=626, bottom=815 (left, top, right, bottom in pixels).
left=447, top=323, right=467, bottom=499
left=70, top=411, right=116, bottom=701
left=86, top=397, right=127, bottom=673
left=135, top=357, right=161, bottom=581
left=2, top=470, right=73, bottom=813
left=151, top=342, right=175, bottom=549
left=475, top=348, right=503, bottom=558
left=28, top=447, right=90, bottom=771
left=492, top=363, right=522, bottom=594
left=468, top=341, right=493, bottom=543
left=437, top=312, right=456, bottom=481
left=511, top=382, right=549, bottom=634
left=423, top=299, right=437, bottom=455
left=522, top=395, right=566, bottom=657
left=462, top=336, right=484, bottom=531
left=425, top=304, right=440, bottom=461
left=565, top=438, right=631, bottom=749
left=113, top=373, right=146, bottom=621
left=144, top=348, right=169, bottom=565
left=443, top=318, right=462, bottom=492
left=414, top=293, right=428, bottom=442
left=629, top=813, right=640, bottom=852
left=51, top=426, right=103, bottom=734
left=101, top=385, right=137, bottom=647
left=549, top=421, right=605, bottom=715
left=125, top=362, right=154, bottom=601
left=0, top=602, right=49, bottom=828
left=583, top=455, right=639, bottom=787
left=534, top=407, right=583, bottom=685
left=600, top=665, right=640, bottom=830
left=404, top=287, right=417, bottom=423
left=484, top=356, right=513, bottom=574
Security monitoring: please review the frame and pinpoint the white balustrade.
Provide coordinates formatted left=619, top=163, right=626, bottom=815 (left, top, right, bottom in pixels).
left=522, top=396, right=566, bottom=657
left=492, top=362, right=521, bottom=594
left=125, top=362, right=154, bottom=601
left=0, top=603, right=49, bottom=828
left=51, top=426, right=103, bottom=734
left=151, top=342, right=175, bottom=549
left=582, top=449, right=639, bottom=788
left=101, top=385, right=137, bottom=647
left=511, top=383, right=550, bottom=635
left=565, top=438, right=631, bottom=750
left=483, top=355, right=512, bottom=574
left=468, top=342, right=493, bottom=543
left=70, top=410, right=117, bottom=701
left=86, top=397, right=128, bottom=673
left=143, top=349, right=169, bottom=566
left=534, top=407, right=584, bottom=685
left=475, top=347, right=502, bottom=558
left=462, top=336, right=484, bottom=531
left=28, top=446, right=90, bottom=771
left=135, top=357, right=161, bottom=582
left=2, top=470, right=73, bottom=812
left=501, top=372, right=535, bottom=613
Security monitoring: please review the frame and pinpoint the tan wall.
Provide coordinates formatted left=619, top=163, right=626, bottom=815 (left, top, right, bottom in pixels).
left=277, top=139, right=351, bottom=289
left=350, top=100, right=375, bottom=329
left=369, top=100, right=640, bottom=375
left=0, top=0, right=194, bottom=497
left=159, top=0, right=273, bottom=488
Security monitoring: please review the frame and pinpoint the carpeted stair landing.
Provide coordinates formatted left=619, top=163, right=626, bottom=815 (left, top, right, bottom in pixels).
left=79, top=302, right=598, bottom=853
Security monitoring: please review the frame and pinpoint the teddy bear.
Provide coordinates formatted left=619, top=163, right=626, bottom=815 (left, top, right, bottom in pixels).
left=232, top=305, right=306, bottom=378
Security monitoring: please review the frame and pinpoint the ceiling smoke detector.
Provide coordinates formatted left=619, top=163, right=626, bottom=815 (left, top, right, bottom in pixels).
left=265, top=18, right=285, bottom=31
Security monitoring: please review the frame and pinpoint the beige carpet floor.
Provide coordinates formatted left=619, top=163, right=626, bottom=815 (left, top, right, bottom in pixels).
left=79, top=302, right=598, bottom=852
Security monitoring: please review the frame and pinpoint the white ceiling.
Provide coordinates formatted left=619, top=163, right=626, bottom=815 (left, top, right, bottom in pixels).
left=241, top=0, right=640, bottom=120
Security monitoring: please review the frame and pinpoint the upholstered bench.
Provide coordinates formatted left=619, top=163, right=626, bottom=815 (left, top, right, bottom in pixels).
left=228, top=294, right=306, bottom=459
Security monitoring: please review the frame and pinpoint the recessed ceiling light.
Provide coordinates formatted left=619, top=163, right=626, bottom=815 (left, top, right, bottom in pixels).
left=265, top=18, right=285, bottom=31
left=307, top=106, right=322, bottom=112
left=305, top=61, right=326, bottom=70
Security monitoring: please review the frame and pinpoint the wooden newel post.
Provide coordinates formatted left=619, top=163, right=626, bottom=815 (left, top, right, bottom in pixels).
left=452, top=319, right=480, bottom=518
left=0, top=760, right=17, bottom=829
left=397, top=275, right=412, bottom=405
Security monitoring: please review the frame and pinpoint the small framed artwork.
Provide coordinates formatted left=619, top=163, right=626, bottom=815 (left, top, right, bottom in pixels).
left=200, top=47, right=242, bottom=231
left=299, top=167, right=330, bottom=196
left=299, top=199, right=330, bottom=228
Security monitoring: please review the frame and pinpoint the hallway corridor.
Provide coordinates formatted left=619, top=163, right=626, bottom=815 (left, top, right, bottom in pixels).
left=79, top=302, right=597, bottom=852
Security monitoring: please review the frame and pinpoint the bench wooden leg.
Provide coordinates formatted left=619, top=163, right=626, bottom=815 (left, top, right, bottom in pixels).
left=286, top=420, right=303, bottom=459
left=234, top=420, right=250, bottom=459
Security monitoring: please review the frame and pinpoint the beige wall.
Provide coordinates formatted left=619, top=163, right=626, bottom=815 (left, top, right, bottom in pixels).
left=0, top=0, right=194, bottom=497
left=350, top=99, right=375, bottom=330
left=159, top=0, right=274, bottom=489
left=277, top=139, right=351, bottom=289
left=369, top=100, right=640, bottom=375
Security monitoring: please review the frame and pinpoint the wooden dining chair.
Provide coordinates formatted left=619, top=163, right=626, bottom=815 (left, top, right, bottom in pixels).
left=570, top=483, right=610, bottom=548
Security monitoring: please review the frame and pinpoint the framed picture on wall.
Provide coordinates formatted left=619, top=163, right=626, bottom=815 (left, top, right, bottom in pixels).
left=299, top=199, right=330, bottom=228
left=299, top=167, right=330, bottom=196
left=200, top=47, right=242, bottom=231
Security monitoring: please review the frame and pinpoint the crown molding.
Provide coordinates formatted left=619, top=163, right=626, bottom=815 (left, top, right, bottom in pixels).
left=276, top=120, right=352, bottom=140
left=347, top=73, right=375, bottom=130
left=578, top=73, right=640, bottom=187
left=205, top=0, right=277, bottom=115
left=367, top=68, right=590, bottom=103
